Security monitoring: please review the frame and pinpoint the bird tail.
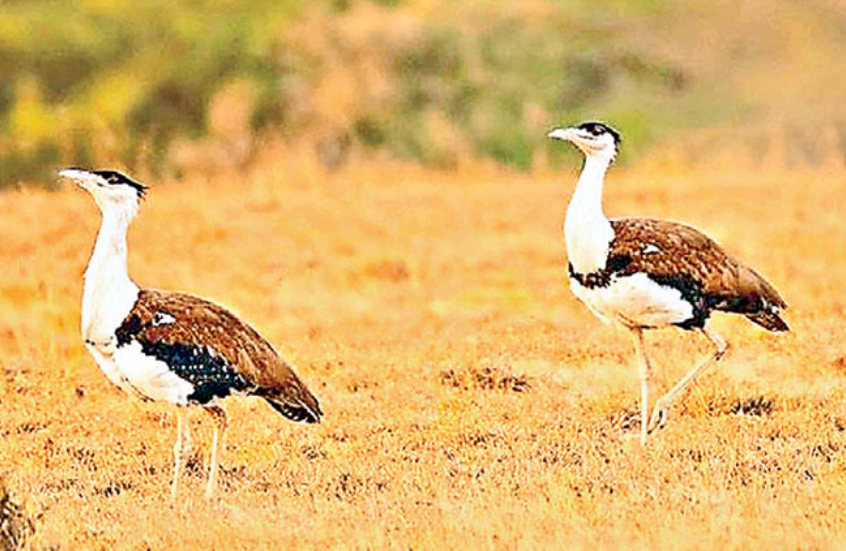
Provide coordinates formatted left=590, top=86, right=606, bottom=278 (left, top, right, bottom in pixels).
left=264, top=391, right=322, bottom=424
left=745, top=310, right=789, bottom=332
left=732, top=264, right=789, bottom=333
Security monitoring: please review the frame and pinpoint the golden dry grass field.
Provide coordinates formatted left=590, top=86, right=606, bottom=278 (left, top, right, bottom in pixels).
left=2, top=154, right=846, bottom=550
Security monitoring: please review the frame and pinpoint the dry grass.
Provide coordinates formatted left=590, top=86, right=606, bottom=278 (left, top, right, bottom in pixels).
left=2, top=154, right=846, bottom=550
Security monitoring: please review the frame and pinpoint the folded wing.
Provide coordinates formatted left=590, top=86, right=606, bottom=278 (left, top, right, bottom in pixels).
left=115, top=289, right=323, bottom=422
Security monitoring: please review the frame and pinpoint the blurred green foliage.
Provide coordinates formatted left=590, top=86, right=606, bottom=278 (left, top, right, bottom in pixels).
left=0, top=0, right=304, bottom=186
left=338, top=5, right=695, bottom=171
left=2, top=0, right=843, bottom=186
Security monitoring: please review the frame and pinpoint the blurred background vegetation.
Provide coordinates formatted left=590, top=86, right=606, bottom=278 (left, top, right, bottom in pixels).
left=2, top=0, right=846, bottom=187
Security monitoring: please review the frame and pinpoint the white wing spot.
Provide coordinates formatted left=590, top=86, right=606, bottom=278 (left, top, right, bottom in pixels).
left=642, top=243, right=661, bottom=255
left=152, top=312, right=176, bottom=326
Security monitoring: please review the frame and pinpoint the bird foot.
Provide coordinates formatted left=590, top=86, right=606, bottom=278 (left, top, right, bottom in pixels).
left=647, top=406, right=668, bottom=434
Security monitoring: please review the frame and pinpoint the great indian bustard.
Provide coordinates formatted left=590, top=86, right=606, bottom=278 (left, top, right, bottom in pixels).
left=547, top=122, right=788, bottom=444
left=60, top=168, right=322, bottom=499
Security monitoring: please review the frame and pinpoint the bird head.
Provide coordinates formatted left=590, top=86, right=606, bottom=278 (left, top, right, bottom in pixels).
left=59, top=168, right=147, bottom=216
left=547, top=121, right=621, bottom=163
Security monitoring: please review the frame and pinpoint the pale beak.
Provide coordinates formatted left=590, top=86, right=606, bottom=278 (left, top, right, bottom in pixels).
left=58, top=168, right=96, bottom=190
left=548, top=127, right=598, bottom=157
left=547, top=127, right=578, bottom=142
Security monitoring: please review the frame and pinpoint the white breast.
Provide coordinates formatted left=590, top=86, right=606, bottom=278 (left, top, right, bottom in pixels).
left=85, top=343, right=144, bottom=398
left=570, top=272, right=694, bottom=329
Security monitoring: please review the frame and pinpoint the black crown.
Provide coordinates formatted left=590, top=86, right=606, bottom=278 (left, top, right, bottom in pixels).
left=92, top=169, right=148, bottom=198
left=576, top=121, right=621, bottom=146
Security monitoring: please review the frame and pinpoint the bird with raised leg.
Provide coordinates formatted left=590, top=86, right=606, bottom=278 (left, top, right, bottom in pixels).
left=547, top=122, right=788, bottom=444
left=60, top=168, right=323, bottom=499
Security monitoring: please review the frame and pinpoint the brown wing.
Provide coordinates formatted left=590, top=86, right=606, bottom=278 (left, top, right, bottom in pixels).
left=609, top=218, right=787, bottom=329
left=116, top=289, right=322, bottom=422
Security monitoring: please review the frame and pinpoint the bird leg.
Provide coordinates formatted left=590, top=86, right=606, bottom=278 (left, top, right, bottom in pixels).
left=630, top=327, right=652, bottom=445
left=204, top=405, right=228, bottom=499
left=647, top=326, right=729, bottom=434
left=170, top=408, right=191, bottom=501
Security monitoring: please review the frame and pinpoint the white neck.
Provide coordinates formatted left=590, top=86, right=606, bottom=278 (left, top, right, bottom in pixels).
left=82, top=207, right=140, bottom=344
left=564, top=155, right=615, bottom=274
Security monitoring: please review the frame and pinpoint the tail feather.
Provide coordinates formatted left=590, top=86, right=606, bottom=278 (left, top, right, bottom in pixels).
left=746, top=310, right=789, bottom=332
left=265, top=394, right=322, bottom=424
left=718, top=296, right=789, bottom=332
left=728, top=264, right=789, bottom=332
left=251, top=355, right=324, bottom=424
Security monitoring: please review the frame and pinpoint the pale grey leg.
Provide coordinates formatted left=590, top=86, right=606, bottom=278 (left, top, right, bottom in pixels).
left=204, top=405, right=228, bottom=499
left=170, top=409, right=190, bottom=501
left=647, top=326, right=729, bottom=433
left=630, top=328, right=652, bottom=445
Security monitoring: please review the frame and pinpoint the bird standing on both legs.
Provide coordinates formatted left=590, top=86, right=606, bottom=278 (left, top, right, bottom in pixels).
left=547, top=122, right=788, bottom=444
left=61, top=168, right=323, bottom=499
